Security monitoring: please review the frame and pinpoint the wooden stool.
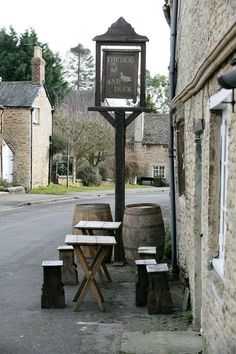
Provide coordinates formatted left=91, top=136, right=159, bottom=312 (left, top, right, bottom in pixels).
left=138, top=246, right=157, bottom=260
left=146, top=263, right=172, bottom=314
left=58, top=246, right=78, bottom=285
left=41, top=261, right=65, bottom=308
left=135, top=259, right=157, bottom=306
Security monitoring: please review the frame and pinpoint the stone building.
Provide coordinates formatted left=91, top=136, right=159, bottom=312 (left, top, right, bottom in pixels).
left=0, top=46, right=53, bottom=189
left=167, top=0, right=236, bottom=352
left=127, top=113, right=169, bottom=183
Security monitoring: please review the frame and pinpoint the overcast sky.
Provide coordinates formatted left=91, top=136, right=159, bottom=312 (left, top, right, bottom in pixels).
left=1, top=0, right=170, bottom=76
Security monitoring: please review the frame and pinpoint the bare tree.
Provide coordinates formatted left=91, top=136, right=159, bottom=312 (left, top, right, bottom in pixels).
left=53, top=90, right=114, bottom=182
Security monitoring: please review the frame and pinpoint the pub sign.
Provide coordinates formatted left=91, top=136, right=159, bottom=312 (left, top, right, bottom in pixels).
left=102, top=49, right=139, bottom=103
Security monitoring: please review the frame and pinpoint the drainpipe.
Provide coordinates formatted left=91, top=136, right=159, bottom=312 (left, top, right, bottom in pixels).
left=168, top=0, right=179, bottom=274
left=30, top=108, right=33, bottom=190
left=48, top=109, right=54, bottom=185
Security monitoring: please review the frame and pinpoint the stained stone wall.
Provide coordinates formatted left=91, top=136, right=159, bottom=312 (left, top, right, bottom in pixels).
left=173, top=0, right=236, bottom=352
left=3, top=87, right=52, bottom=189
left=175, top=0, right=236, bottom=96
left=3, top=107, right=31, bottom=188
left=134, top=143, right=169, bottom=182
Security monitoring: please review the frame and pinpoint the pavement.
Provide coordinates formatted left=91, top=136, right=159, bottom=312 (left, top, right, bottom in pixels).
left=0, top=188, right=204, bottom=353
left=0, top=187, right=168, bottom=212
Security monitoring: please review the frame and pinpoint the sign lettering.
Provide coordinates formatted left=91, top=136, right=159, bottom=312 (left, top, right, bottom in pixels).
left=102, top=50, right=139, bottom=102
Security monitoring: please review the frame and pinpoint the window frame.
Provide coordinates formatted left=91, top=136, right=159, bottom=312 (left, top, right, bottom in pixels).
left=213, top=109, right=228, bottom=278
left=152, top=165, right=165, bottom=178
left=32, top=107, right=40, bottom=124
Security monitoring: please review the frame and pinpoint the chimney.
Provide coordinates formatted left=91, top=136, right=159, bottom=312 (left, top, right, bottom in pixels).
left=31, top=46, right=45, bottom=85
left=134, top=112, right=144, bottom=142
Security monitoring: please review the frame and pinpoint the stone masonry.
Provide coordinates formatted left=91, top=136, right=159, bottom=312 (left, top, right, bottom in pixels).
left=130, top=113, right=169, bottom=183
left=0, top=46, right=52, bottom=189
left=171, top=0, right=236, bottom=352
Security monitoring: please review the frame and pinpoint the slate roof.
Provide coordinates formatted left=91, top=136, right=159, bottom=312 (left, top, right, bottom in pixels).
left=0, top=82, right=41, bottom=107
left=143, top=114, right=168, bottom=145
left=126, top=113, right=169, bottom=146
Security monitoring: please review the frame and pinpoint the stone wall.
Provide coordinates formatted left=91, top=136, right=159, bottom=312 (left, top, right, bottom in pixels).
left=133, top=113, right=169, bottom=183
left=175, top=0, right=236, bottom=96
left=3, top=107, right=31, bottom=188
left=174, top=0, right=236, bottom=352
left=175, top=82, right=236, bottom=353
left=3, top=87, right=52, bottom=189
left=134, top=143, right=169, bottom=183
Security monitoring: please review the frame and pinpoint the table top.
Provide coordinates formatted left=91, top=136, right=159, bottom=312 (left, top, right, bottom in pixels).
left=137, top=246, right=157, bottom=254
left=74, top=220, right=121, bottom=230
left=146, top=263, right=169, bottom=273
left=65, top=234, right=116, bottom=246
left=42, top=260, right=63, bottom=267
left=135, top=259, right=157, bottom=266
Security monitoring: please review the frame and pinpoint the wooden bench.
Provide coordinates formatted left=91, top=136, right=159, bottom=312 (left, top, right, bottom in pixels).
left=146, top=263, right=172, bottom=314
left=135, top=259, right=157, bottom=306
left=138, top=177, right=154, bottom=185
left=41, top=261, right=65, bottom=308
left=138, top=246, right=157, bottom=260
left=58, top=245, right=78, bottom=285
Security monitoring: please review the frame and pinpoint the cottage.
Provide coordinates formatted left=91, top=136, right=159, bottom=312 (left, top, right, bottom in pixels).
left=167, top=0, right=236, bottom=352
left=0, top=46, right=53, bottom=189
left=127, top=113, right=169, bottom=184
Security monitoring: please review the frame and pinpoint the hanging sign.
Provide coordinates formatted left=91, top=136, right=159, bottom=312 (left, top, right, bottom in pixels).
left=102, top=49, right=139, bottom=103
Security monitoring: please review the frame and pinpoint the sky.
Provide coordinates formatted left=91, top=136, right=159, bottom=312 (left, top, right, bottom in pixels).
left=1, top=0, right=170, bottom=76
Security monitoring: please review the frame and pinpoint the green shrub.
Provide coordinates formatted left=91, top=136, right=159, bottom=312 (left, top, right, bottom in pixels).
left=77, top=166, right=101, bottom=186
left=0, top=178, right=20, bottom=188
left=164, top=225, right=172, bottom=260
left=153, top=175, right=166, bottom=187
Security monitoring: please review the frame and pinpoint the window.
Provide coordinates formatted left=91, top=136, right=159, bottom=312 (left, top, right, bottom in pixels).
left=32, top=107, right=40, bottom=124
left=153, top=165, right=165, bottom=178
left=213, top=109, right=228, bottom=278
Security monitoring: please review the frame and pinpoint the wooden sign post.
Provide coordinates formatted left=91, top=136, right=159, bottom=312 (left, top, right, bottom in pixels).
left=89, top=17, right=150, bottom=264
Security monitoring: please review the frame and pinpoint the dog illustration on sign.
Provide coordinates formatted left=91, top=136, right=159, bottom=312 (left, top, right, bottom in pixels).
left=120, top=72, right=132, bottom=83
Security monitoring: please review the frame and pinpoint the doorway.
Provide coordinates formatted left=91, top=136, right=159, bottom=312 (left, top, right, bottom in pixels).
left=2, top=140, right=13, bottom=183
left=194, top=136, right=203, bottom=330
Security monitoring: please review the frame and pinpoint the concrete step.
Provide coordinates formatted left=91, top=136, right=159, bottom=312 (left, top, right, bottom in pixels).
left=121, top=330, right=204, bottom=354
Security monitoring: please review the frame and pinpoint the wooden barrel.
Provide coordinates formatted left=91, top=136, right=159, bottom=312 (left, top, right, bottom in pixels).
left=122, top=203, right=165, bottom=263
left=72, top=203, right=113, bottom=262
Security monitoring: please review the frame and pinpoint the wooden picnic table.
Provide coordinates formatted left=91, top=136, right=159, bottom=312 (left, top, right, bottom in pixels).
left=74, top=220, right=122, bottom=261
left=74, top=220, right=122, bottom=234
left=65, top=234, right=116, bottom=312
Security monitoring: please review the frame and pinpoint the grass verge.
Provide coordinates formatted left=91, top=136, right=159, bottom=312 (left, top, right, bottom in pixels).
left=29, top=183, right=151, bottom=195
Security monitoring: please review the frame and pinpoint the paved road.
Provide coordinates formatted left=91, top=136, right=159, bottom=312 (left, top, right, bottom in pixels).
left=0, top=189, right=203, bottom=354
left=0, top=187, right=170, bottom=225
